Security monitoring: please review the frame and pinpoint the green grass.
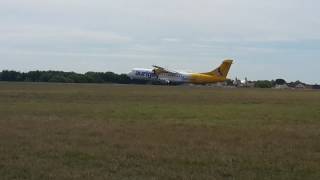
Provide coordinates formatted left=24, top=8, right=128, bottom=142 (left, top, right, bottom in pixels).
left=0, top=82, right=320, bottom=179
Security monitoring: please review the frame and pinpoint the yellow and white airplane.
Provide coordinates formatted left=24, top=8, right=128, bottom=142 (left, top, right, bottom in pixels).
left=128, top=59, right=233, bottom=84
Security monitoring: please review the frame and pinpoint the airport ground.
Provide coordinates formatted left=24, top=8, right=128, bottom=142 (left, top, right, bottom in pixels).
left=0, top=82, right=319, bottom=180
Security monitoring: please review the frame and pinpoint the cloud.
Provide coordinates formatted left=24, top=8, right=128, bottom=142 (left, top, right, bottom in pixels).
left=2, top=0, right=320, bottom=42
left=161, top=38, right=181, bottom=43
left=0, top=26, right=132, bottom=45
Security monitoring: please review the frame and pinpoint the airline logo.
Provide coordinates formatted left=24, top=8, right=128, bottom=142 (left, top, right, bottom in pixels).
left=135, top=71, right=157, bottom=79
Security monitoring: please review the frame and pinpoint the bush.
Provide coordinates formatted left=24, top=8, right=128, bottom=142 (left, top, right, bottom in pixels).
left=255, top=80, right=273, bottom=88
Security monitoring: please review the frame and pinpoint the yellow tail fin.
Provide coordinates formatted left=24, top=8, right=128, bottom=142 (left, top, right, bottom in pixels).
left=204, top=59, right=233, bottom=77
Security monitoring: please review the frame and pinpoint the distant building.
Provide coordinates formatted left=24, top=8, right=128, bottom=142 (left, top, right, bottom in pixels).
left=274, top=84, right=289, bottom=89
left=233, top=77, right=254, bottom=88
left=233, top=78, right=241, bottom=87
left=295, top=84, right=306, bottom=89
left=245, top=81, right=255, bottom=88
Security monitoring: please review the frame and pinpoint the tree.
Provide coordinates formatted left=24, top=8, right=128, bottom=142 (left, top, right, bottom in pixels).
left=26, top=71, right=43, bottom=82
left=103, top=72, right=118, bottom=83
left=39, top=72, right=54, bottom=82
left=118, top=74, right=131, bottom=84
left=85, top=72, right=104, bottom=83
left=49, top=75, right=73, bottom=83
left=255, top=80, right=273, bottom=88
left=0, top=70, right=22, bottom=81
left=275, top=79, right=286, bottom=85
left=67, top=73, right=88, bottom=83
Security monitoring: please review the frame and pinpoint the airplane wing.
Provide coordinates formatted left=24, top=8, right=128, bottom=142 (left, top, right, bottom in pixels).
left=152, top=65, right=179, bottom=75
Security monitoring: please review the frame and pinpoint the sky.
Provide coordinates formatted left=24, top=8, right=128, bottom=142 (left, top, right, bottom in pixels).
left=0, top=0, right=319, bottom=83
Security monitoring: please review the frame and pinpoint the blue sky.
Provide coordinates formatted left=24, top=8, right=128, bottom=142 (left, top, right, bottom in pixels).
left=0, top=0, right=319, bottom=83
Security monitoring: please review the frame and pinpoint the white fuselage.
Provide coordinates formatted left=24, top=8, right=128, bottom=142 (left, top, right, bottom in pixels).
left=128, top=68, right=192, bottom=83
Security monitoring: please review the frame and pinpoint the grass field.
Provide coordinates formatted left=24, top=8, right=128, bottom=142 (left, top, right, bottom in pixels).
left=0, top=83, right=319, bottom=180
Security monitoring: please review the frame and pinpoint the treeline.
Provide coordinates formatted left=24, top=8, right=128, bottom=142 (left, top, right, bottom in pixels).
left=254, top=79, right=309, bottom=88
left=225, top=78, right=320, bottom=89
left=0, top=70, right=137, bottom=84
left=0, top=70, right=318, bottom=88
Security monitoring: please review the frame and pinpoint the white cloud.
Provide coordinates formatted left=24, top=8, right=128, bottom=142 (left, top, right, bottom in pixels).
left=2, top=0, right=320, bottom=41
left=161, top=38, right=181, bottom=43
left=0, top=26, right=131, bottom=44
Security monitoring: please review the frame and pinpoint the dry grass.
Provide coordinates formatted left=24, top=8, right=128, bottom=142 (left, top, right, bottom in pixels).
left=0, top=82, right=320, bottom=179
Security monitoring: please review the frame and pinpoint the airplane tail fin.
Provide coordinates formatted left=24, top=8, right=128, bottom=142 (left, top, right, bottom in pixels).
left=204, top=59, right=233, bottom=78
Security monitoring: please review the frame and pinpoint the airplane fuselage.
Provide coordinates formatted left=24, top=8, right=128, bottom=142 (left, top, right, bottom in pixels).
left=128, top=68, right=226, bottom=84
